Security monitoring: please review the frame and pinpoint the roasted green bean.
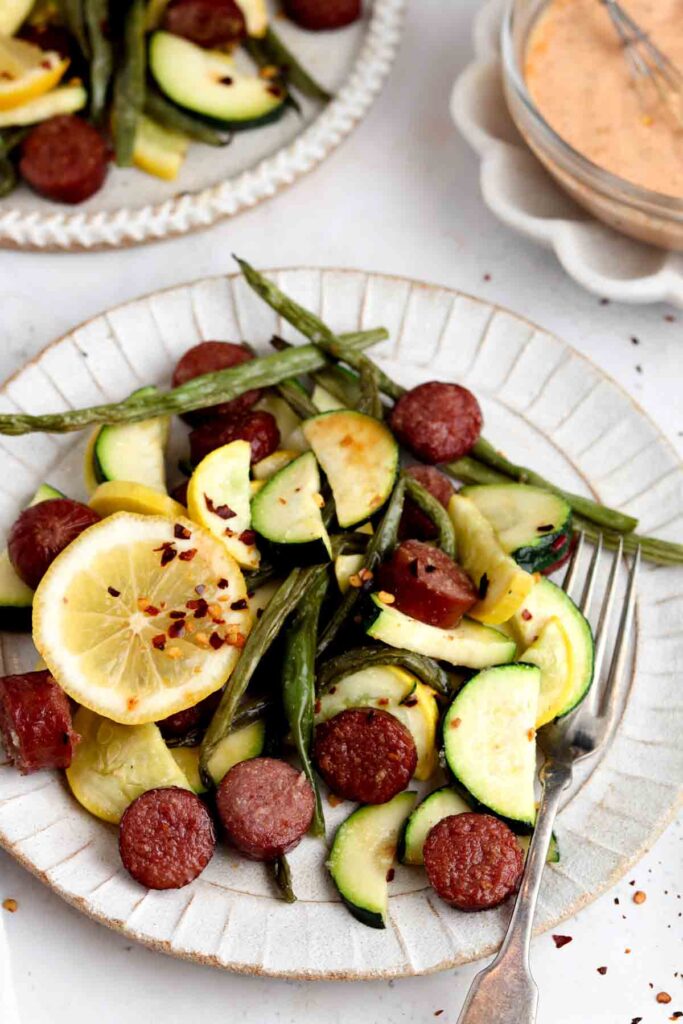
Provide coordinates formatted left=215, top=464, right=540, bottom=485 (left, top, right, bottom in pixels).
left=84, top=0, right=113, bottom=122
left=402, top=472, right=456, bottom=559
left=271, top=853, right=296, bottom=902
left=282, top=567, right=328, bottom=835
left=145, top=91, right=233, bottom=146
left=244, top=26, right=331, bottom=104
left=317, top=645, right=451, bottom=696
left=112, top=0, right=146, bottom=166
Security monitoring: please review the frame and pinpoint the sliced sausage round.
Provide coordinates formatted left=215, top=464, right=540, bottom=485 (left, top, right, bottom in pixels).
left=189, top=409, right=280, bottom=466
left=8, top=498, right=101, bottom=590
left=390, top=382, right=483, bottom=464
left=163, top=0, right=246, bottom=47
left=423, top=813, right=524, bottom=912
left=172, top=341, right=263, bottom=424
left=0, top=670, right=78, bottom=774
left=376, top=539, right=478, bottom=629
left=119, top=787, right=215, bottom=889
left=20, top=116, right=110, bottom=205
left=283, top=0, right=361, bottom=31
left=314, top=707, right=416, bottom=805
left=400, top=464, right=456, bottom=541
left=216, top=757, right=315, bottom=861
left=156, top=690, right=221, bottom=742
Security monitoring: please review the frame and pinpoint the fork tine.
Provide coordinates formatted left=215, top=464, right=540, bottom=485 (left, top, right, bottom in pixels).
left=562, top=531, right=585, bottom=596
left=579, top=533, right=603, bottom=618
left=599, top=546, right=640, bottom=722
left=592, top=537, right=623, bottom=689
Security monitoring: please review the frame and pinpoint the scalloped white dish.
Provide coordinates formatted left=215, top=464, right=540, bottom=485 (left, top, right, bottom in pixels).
left=0, top=267, right=681, bottom=978
left=451, top=0, right=683, bottom=306
left=0, top=0, right=404, bottom=251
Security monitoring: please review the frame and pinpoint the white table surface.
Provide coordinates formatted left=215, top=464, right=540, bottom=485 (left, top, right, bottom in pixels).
left=0, top=2, right=680, bottom=1021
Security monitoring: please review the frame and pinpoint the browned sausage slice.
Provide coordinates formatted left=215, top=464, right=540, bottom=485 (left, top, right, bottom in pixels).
left=172, top=341, right=263, bottom=424
left=314, top=707, right=416, bottom=805
left=156, top=691, right=221, bottom=741
left=400, top=464, right=456, bottom=541
left=216, top=757, right=315, bottom=860
left=423, top=813, right=524, bottom=911
left=189, top=409, right=280, bottom=466
left=8, top=498, right=101, bottom=590
left=119, top=787, right=216, bottom=889
left=0, top=671, right=79, bottom=774
left=390, top=382, right=483, bottom=464
left=20, top=116, right=110, bottom=205
left=376, top=539, right=478, bottom=629
left=283, top=0, right=361, bottom=30
left=163, top=0, right=246, bottom=48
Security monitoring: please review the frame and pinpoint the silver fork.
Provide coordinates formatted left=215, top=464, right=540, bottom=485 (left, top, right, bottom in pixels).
left=456, top=533, right=641, bottom=1024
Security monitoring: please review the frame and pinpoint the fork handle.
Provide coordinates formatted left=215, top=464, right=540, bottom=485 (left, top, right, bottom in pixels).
left=456, top=762, right=572, bottom=1024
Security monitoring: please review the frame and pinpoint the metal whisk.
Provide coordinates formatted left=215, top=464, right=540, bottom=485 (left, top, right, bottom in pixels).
left=602, top=0, right=683, bottom=127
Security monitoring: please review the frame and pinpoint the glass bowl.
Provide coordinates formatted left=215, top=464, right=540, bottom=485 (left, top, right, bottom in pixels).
left=501, top=0, right=683, bottom=251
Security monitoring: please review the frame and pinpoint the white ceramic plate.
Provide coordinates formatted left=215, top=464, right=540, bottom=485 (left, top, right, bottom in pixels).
left=0, top=1, right=404, bottom=251
left=0, top=268, right=681, bottom=979
left=451, top=0, right=683, bottom=307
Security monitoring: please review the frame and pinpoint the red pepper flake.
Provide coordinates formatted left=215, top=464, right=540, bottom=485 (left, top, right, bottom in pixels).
left=225, top=627, right=246, bottom=648
left=267, top=85, right=282, bottom=98
left=152, top=634, right=166, bottom=651
left=596, top=966, right=607, bottom=975
left=633, top=890, right=646, bottom=904
left=478, top=573, right=489, bottom=600
left=450, top=717, right=462, bottom=729
left=377, top=697, right=390, bottom=706
left=204, top=494, right=236, bottom=520
left=154, top=542, right=177, bottom=566
left=328, top=793, right=343, bottom=807
left=217, top=578, right=229, bottom=589
left=536, top=524, right=554, bottom=533
left=2, top=898, right=18, bottom=913
left=107, top=586, right=120, bottom=598
left=219, top=75, right=233, bottom=85
left=386, top=868, right=395, bottom=882
left=230, top=598, right=248, bottom=611
left=174, top=524, right=191, bottom=540
left=521, top=609, right=532, bottom=621
left=552, top=934, right=572, bottom=949
left=669, top=1012, right=682, bottom=1019
left=403, top=697, right=418, bottom=707
left=630, top=1019, right=642, bottom=1023
left=483, top=273, right=491, bottom=282
left=191, top=599, right=209, bottom=619
left=551, top=534, right=567, bottom=552
left=179, top=548, right=197, bottom=562
left=209, top=633, right=224, bottom=650
left=239, top=530, right=257, bottom=545
left=657, top=993, right=672, bottom=1005
left=168, top=620, right=185, bottom=639
left=434, top=1013, right=444, bottom=1018
left=144, top=605, right=160, bottom=616
left=169, top=610, right=186, bottom=619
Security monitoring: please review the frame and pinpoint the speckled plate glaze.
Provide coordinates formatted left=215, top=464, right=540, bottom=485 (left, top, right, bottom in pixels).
left=0, top=268, right=681, bottom=979
left=451, top=0, right=683, bottom=307
left=0, top=0, right=404, bottom=251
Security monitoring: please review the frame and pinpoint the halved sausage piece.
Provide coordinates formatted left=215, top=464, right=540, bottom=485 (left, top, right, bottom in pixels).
left=8, top=498, right=101, bottom=590
left=172, top=341, right=263, bottom=424
left=314, top=707, right=416, bottom=805
left=390, top=382, right=483, bottom=464
left=119, top=787, right=215, bottom=889
left=424, top=813, right=524, bottom=911
left=0, top=670, right=79, bottom=774
left=163, top=0, right=246, bottom=48
left=376, top=539, right=478, bottom=629
left=189, top=409, right=280, bottom=465
left=216, top=757, right=315, bottom=860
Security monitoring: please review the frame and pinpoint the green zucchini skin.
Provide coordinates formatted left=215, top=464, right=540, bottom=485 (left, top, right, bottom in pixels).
left=251, top=451, right=330, bottom=563
left=460, top=484, right=573, bottom=574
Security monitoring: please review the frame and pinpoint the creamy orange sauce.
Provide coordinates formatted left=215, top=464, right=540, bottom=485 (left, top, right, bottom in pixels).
left=525, top=0, right=683, bottom=198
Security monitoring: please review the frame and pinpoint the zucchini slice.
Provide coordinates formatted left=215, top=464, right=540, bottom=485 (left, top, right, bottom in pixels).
left=448, top=494, right=534, bottom=625
left=66, top=707, right=192, bottom=824
left=511, top=577, right=594, bottom=717
left=365, top=594, right=517, bottom=669
left=315, top=665, right=416, bottom=719
left=170, top=746, right=208, bottom=794
left=204, top=719, right=266, bottom=786
left=251, top=451, right=331, bottom=556
left=390, top=681, right=440, bottom=781
left=460, top=484, right=572, bottom=573
left=187, top=439, right=260, bottom=570
left=302, top=410, right=399, bottom=528
left=443, top=664, right=540, bottom=826
left=92, top=387, right=168, bottom=493
left=0, top=482, right=65, bottom=631
left=399, top=787, right=471, bottom=865
left=399, top=786, right=560, bottom=866
left=328, top=791, right=417, bottom=929
left=520, top=617, right=573, bottom=727
left=311, top=383, right=344, bottom=413
left=149, top=32, right=287, bottom=128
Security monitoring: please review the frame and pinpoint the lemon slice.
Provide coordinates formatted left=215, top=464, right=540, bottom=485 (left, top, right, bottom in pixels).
left=67, top=707, right=192, bottom=823
left=0, top=36, right=68, bottom=111
left=33, top=511, right=252, bottom=725
left=89, top=480, right=186, bottom=519
left=520, top=617, right=573, bottom=727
